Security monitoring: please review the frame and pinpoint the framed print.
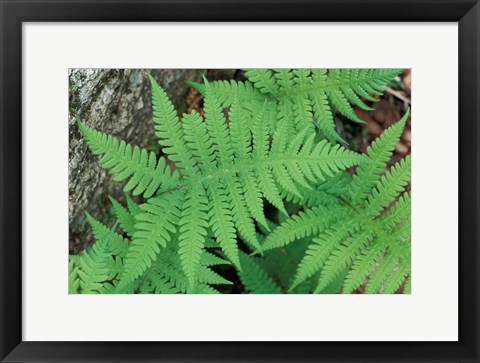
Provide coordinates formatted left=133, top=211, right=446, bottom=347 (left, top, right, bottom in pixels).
left=1, top=0, right=479, bottom=362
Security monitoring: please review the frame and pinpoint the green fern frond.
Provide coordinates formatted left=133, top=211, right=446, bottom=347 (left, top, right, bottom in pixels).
left=178, top=183, right=209, bottom=288
left=281, top=172, right=352, bottom=208
left=207, top=180, right=240, bottom=268
left=149, top=73, right=197, bottom=174
left=261, top=205, right=343, bottom=251
left=75, top=69, right=410, bottom=295
left=245, top=69, right=281, bottom=95
left=76, top=221, right=117, bottom=294
left=382, top=250, right=410, bottom=294
left=349, top=110, right=409, bottom=203
left=317, top=266, right=349, bottom=294
left=85, top=212, right=129, bottom=257
left=314, top=229, right=372, bottom=293
left=126, top=194, right=141, bottom=216
left=78, top=121, right=180, bottom=198
left=238, top=252, right=282, bottom=294
left=257, top=237, right=314, bottom=292
left=108, top=195, right=136, bottom=238
left=81, top=75, right=365, bottom=290
left=181, top=111, right=216, bottom=170
left=230, top=97, right=269, bottom=229
left=118, top=191, right=183, bottom=289
left=152, top=247, right=231, bottom=294
left=291, top=221, right=360, bottom=290
left=343, top=240, right=386, bottom=294
left=259, top=111, right=411, bottom=294
left=186, top=79, right=265, bottom=114
left=141, top=274, right=180, bottom=294
left=68, top=258, right=80, bottom=294
left=192, top=68, right=402, bottom=141
left=197, top=265, right=232, bottom=286
left=364, top=248, right=399, bottom=294
left=149, top=264, right=218, bottom=294
left=381, top=192, right=411, bottom=229
left=200, top=251, right=231, bottom=267
left=225, top=177, right=262, bottom=252
left=365, top=156, right=411, bottom=217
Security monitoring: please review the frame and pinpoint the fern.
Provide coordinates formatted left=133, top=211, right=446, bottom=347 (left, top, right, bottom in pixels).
left=188, top=69, right=401, bottom=142
left=238, top=252, right=282, bottom=294
left=109, top=195, right=138, bottom=238
left=261, top=111, right=411, bottom=294
left=70, top=219, right=118, bottom=294
left=68, top=259, right=80, bottom=294
left=70, top=68, right=410, bottom=295
left=70, top=197, right=232, bottom=294
left=78, top=74, right=365, bottom=290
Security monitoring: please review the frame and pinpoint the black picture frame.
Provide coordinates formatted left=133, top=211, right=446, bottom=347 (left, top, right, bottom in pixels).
left=1, top=1, right=479, bottom=362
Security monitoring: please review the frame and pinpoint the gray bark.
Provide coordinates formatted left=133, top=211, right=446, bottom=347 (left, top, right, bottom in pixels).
left=68, top=69, right=204, bottom=253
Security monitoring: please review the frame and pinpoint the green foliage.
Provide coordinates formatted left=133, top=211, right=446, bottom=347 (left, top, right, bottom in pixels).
left=71, top=68, right=410, bottom=294
left=70, top=205, right=232, bottom=294
left=188, top=69, right=402, bottom=142
left=262, top=112, right=411, bottom=294
left=238, top=252, right=282, bottom=294
left=70, top=218, right=119, bottom=294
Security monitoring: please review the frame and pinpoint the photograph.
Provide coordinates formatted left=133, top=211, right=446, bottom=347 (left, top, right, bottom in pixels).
left=68, top=68, right=412, bottom=294
left=4, top=1, right=479, bottom=360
